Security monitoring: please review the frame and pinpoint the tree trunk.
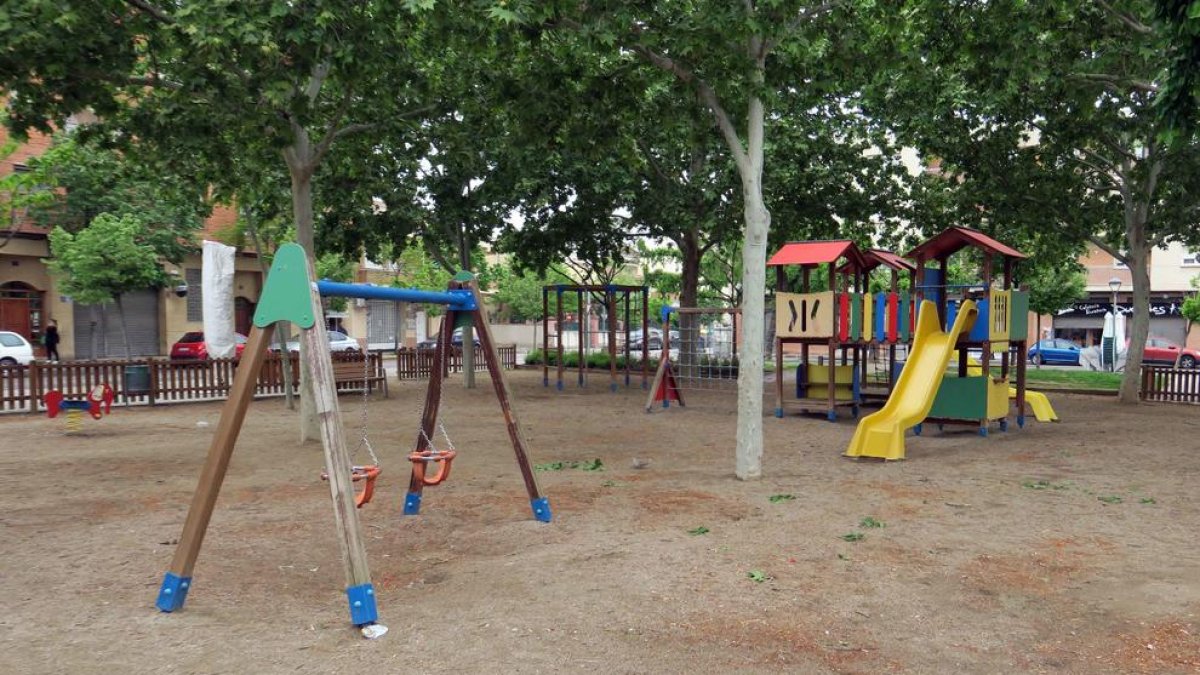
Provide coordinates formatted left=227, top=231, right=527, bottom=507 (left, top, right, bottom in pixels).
left=1120, top=243, right=1151, bottom=403
left=677, top=231, right=702, bottom=372
left=286, top=144, right=321, bottom=442
left=734, top=97, right=769, bottom=482
left=114, top=294, right=133, bottom=359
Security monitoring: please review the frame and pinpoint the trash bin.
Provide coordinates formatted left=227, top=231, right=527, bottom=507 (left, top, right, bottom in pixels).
left=124, top=364, right=151, bottom=395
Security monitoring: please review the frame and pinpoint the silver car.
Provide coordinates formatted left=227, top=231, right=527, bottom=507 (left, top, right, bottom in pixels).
left=276, top=330, right=362, bottom=353
left=0, top=331, right=34, bottom=365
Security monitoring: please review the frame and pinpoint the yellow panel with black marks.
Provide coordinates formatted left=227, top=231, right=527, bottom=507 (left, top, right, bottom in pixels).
left=776, top=291, right=835, bottom=339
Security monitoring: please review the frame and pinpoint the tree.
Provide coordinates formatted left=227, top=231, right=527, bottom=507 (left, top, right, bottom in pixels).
left=1182, top=275, right=1200, bottom=360
left=1154, top=0, right=1200, bottom=139
left=1026, top=265, right=1087, bottom=368
left=2, top=0, right=439, bottom=440
left=872, top=0, right=1200, bottom=403
left=48, top=214, right=165, bottom=357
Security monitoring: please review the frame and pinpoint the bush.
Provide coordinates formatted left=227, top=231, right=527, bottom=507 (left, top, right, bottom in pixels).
left=524, top=348, right=657, bottom=370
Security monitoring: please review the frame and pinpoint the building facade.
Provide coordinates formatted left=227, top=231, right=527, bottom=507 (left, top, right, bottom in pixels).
left=1050, top=243, right=1198, bottom=349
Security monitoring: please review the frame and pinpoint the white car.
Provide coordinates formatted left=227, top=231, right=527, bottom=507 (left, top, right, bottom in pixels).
left=0, top=331, right=35, bottom=366
left=276, top=330, right=362, bottom=353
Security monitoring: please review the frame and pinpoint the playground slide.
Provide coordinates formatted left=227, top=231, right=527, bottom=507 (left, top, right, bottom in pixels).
left=964, top=357, right=1059, bottom=423
left=844, top=299, right=978, bottom=461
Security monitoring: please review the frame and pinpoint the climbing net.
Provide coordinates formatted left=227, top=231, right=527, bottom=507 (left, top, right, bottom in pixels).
left=668, top=307, right=741, bottom=393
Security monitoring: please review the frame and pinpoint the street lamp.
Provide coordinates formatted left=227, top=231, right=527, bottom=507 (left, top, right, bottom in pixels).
left=1108, top=277, right=1122, bottom=371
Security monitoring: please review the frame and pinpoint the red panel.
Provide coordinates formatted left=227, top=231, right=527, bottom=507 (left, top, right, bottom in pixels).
left=887, top=292, right=899, bottom=342
left=905, top=226, right=1027, bottom=261
left=838, top=294, right=849, bottom=342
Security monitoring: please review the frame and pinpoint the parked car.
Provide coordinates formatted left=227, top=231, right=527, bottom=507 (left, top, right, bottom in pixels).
left=624, top=328, right=663, bottom=350
left=417, top=327, right=480, bottom=350
left=276, top=330, right=362, bottom=353
left=170, top=332, right=248, bottom=360
left=0, top=331, right=35, bottom=366
left=1139, top=336, right=1199, bottom=368
left=1028, top=339, right=1082, bottom=366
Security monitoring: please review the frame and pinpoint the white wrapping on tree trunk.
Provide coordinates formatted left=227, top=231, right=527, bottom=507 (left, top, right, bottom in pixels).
left=202, top=240, right=237, bottom=359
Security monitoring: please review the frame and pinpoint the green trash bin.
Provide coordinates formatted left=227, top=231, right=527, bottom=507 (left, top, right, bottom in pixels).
left=125, top=364, right=151, bottom=396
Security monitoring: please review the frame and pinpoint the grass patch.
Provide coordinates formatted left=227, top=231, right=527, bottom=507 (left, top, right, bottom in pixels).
left=1098, top=495, right=1124, bottom=504
left=859, top=516, right=885, bottom=529
left=747, top=570, right=770, bottom=583
left=1022, top=479, right=1071, bottom=491
left=687, top=526, right=710, bottom=536
left=840, top=532, right=865, bottom=542
left=994, top=367, right=1121, bottom=390
left=768, top=494, right=796, bottom=503
left=534, top=458, right=605, bottom=472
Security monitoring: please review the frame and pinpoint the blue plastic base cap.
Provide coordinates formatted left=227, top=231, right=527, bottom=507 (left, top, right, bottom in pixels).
left=403, top=492, right=422, bottom=516
left=531, top=497, right=552, bottom=523
left=556, top=381, right=563, bottom=391
left=913, top=423, right=923, bottom=436
left=979, top=426, right=989, bottom=438
left=826, top=410, right=838, bottom=422
left=345, top=583, right=379, bottom=626
left=1017, top=415, right=1026, bottom=428
left=774, top=407, right=783, bottom=418
left=543, top=378, right=549, bottom=387
left=156, top=572, right=192, bottom=612
left=610, top=383, right=618, bottom=392
left=663, top=400, right=669, bottom=409
left=999, top=419, right=1009, bottom=432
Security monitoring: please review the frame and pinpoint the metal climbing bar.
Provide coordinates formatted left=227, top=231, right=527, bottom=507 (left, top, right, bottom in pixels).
left=316, top=280, right=476, bottom=310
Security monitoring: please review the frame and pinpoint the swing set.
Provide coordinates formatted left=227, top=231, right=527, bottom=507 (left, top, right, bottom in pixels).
left=155, top=243, right=550, bottom=635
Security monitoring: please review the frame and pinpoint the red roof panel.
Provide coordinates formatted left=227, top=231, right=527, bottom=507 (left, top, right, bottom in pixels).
left=905, top=227, right=1027, bottom=261
left=863, top=249, right=915, bottom=272
left=767, top=240, right=865, bottom=269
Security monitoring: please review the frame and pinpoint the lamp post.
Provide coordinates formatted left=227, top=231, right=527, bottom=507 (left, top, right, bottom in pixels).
left=1108, top=277, right=1122, bottom=372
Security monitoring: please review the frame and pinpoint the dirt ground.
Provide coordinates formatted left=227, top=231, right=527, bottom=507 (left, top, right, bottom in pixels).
left=1, top=369, right=1199, bottom=674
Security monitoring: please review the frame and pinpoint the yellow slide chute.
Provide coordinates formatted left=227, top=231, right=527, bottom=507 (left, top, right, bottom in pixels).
left=844, top=300, right=977, bottom=461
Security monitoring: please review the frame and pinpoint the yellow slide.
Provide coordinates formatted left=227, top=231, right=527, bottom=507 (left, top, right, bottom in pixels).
left=845, top=299, right=978, bottom=461
left=964, top=357, right=1059, bottom=423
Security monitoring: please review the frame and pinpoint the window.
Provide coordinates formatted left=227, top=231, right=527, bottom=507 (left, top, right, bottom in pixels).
left=1184, top=249, right=1199, bottom=266
left=185, top=268, right=203, bottom=321
left=1112, top=256, right=1128, bottom=269
left=0, top=333, right=26, bottom=347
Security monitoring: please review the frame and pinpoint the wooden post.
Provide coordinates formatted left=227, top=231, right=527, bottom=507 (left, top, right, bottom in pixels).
left=29, top=360, right=40, bottom=413
left=623, top=290, right=631, bottom=387
left=468, top=280, right=550, bottom=522
left=406, top=310, right=453, bottom=513
left=607, top=289, right=617, bottom=392
left=641, top=288, right=649, bottom=388
left=542, top=287, right=549, bottom=388
left=774, top=336, right=784, bottom=418
left=577, top=289, right=585, bottom=388
left=156, top=325, right=272, bottom=612
left=556, top=290, right=565, bottom=391
left=298, top=259, right=378, bottom=626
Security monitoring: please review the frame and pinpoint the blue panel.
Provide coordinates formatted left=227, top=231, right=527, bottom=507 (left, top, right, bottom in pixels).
left=403, top=492, right=422, bottom=515
left=156, top=572, right=192, bottom=612
left=922, top=267, right=943, bottom=312
left=345, top=583, right=379, bottom=626
left=531, top=497, right=552, bottom=523
left=316, top=280, right=475, bottom=310
left=968, top=299, right=990, bottom=342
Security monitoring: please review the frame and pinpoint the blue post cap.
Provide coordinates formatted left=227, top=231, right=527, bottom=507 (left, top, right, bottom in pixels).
left=403, top=492, right=422, bottom=516
left=660, top=306, right=675, bottom=324
left=531, top=497, right=552, bottom=523
left=346, top=583, right=379, bottom=626
left=156, top=572, right=192, bottom=612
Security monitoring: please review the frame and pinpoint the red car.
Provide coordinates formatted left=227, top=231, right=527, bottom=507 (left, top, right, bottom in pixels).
left=170, top=332, right=248, bottom=360
left=1140, top=336, right=1199, bottom=368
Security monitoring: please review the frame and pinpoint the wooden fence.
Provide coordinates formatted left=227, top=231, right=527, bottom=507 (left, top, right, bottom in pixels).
left=0, top=352, right=386, bottom=414
left=1141, top=366, right=1200, bottom=404
left=395, top=345, right=517, bottom=381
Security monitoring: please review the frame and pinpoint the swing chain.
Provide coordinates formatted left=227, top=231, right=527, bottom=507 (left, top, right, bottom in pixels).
left=357, top=319, right=379, bottom=467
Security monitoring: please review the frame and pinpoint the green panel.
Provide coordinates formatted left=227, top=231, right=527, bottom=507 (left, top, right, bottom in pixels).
left=849, top=294, right=863, bottom=340
left=254, top=243, right=316, bottom=329
left=452, top=270, right=475, bottom=282
left=1009, top=290, right=1029, bottom=340
left=898, top=292, right=911, bottom=341
left=929, top=376, right=989, bottom=419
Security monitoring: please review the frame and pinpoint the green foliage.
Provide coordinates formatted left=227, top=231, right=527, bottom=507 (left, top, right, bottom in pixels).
left=48, top=214, right=165, bottom=305
left=840, top=532, right=865, bottom=542
left=768, top=494, right=796, bottom=503
left=523, top=348, right=656, bottom=371
left=687, top=526, right=710, bottom=536
left=746, top=570, right=770, bottom=583
left=1098, top=495, right=1124, bottom=504
left=1026, top=266, right=1087, bottom=316
left=533, top=458, right=605, bottom=472
left=316, top=253, right=355, bottom=312
left=859, top=517, right=885, bottom=529
left=22, top=135, right=207, bottom=262
left=1182, top=275, right=1200, bottom=330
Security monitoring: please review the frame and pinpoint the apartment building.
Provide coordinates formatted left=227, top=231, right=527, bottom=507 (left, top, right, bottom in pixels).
left=1051, top=243, right=1198, bottom=349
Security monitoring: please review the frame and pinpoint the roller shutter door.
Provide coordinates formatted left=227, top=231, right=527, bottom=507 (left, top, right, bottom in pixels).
left=366, top=299, right=404, bottom=349
left=73, top=290, right=161, bottom=358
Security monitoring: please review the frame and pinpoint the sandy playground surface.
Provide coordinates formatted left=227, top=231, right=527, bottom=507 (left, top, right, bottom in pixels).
left=1, top=369, right=1198, bottom=674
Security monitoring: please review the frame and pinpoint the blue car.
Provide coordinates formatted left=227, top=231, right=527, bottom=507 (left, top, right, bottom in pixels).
left=1028, top=339, right=1081, bottom=366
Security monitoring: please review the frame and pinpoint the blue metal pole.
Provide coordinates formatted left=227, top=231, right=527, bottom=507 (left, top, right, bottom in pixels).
left=315, top=280, right=476, bottom=310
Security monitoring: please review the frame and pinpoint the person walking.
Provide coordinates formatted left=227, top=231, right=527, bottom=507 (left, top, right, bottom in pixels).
left=44, top=320, right=60, bottom=362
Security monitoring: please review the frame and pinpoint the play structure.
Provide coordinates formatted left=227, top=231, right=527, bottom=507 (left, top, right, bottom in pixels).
left=845, top=227, right=1035, bottom=460
left=645, top=306, right=741, bottom=412
left=156, top=243, right=550, bottom=635
left=542, top=284, right=649, bottom=391
left=770, top=240, right=915, bottom=421
left=43, top=383, right=114, bottom=432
